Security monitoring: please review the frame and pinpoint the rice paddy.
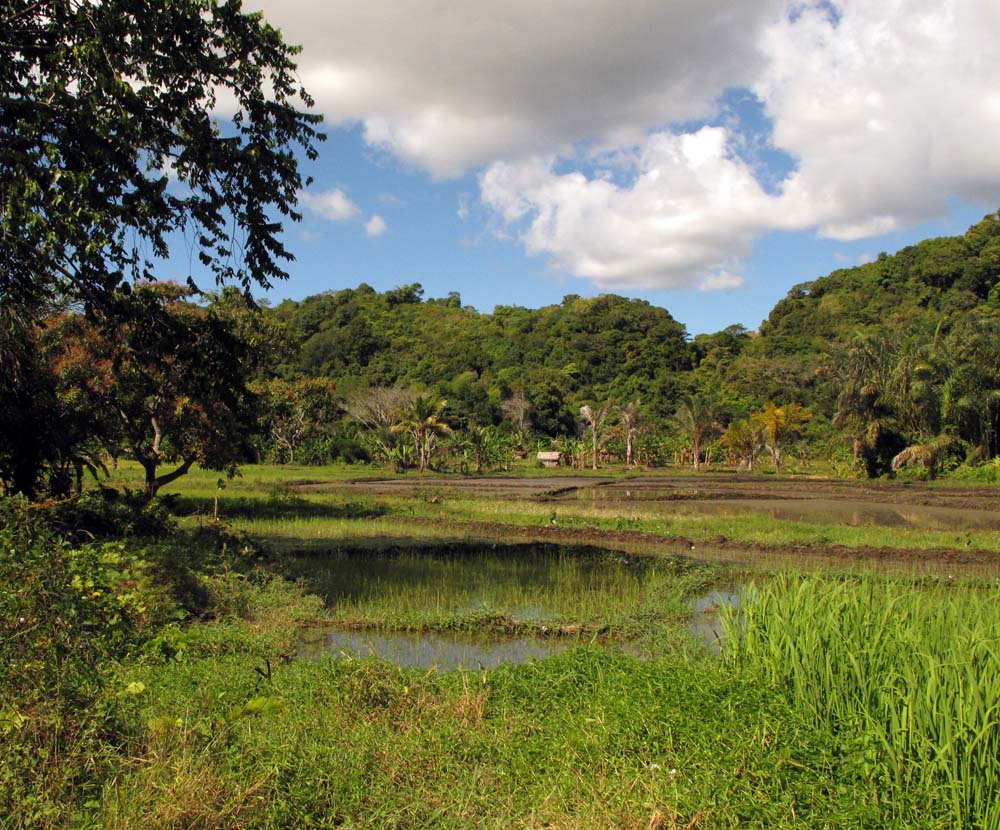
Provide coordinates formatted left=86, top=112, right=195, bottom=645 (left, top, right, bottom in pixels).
left=24, top=461, right=997, bottom=829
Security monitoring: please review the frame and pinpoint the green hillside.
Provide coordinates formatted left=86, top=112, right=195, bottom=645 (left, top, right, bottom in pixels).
left=262, top=209, right=1000, bottom=476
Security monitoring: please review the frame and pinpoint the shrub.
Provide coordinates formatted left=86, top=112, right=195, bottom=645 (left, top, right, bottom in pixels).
left=49, top=487, right=175, bottom=539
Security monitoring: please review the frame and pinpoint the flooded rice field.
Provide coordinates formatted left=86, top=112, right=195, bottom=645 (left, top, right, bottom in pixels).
left=292, top=542, right=721, bottom=669
left=557, top=476, right=1000, bottom=530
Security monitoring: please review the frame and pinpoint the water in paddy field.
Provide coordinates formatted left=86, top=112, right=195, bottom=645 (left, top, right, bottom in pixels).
left=569, top=486, right=1000, bottom=530
left=290, top=542, right=725, bottom=669
left=296, top=628, right=583, bottom=670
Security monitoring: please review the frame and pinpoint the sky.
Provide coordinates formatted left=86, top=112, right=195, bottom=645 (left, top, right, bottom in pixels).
left=239, top=0, right=1000, bottom=335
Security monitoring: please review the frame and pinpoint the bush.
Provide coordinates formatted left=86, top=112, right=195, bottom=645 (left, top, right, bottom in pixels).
left=948, top=458, right=1000, bottom=483
left=0, top=499, right=172, bottom=823
left=49, top=487, right=175, bottom=539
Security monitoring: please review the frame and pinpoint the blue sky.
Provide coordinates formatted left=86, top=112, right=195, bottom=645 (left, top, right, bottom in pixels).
left=237, top=0, right=999, bottom=336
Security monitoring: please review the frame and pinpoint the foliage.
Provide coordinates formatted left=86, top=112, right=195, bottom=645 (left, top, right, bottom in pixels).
left=674, top=394, right=721, bottom=471
left=719, top=417, right=765, bottom=471
left=49, top=487, right=176, bottom=540
left=251, top=376, right=339, bottom=463
left=750, top=402, right=812, bottom=473
left=42, top=283, right=261, bottom=497
left=1, top=0, right=322, bottom=309
left=391, top=394, right=452, bottom=472
left=0, top=499, right=166, bottom=822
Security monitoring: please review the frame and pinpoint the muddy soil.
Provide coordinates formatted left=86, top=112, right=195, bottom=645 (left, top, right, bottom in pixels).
left=298, top=473, right=1000, bottom=572
left=392, top=517, right=1000, bottom=572
left=305, top=472, right=1000, bottom=512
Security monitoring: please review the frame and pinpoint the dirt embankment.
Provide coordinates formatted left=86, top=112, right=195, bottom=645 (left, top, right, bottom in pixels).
left=302, top=473, right=1000, bottom=571
left=387, top=516, right=1000, bottom=570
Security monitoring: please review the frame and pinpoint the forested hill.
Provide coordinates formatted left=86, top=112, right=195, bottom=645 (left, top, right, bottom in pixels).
left=271, top=209, right=1000, bottom=415
left=270, top=288, right=692, bottom=433
left=256, top=211, right=1000, bottom=475
left=756, top=210, right=1000, bottom=355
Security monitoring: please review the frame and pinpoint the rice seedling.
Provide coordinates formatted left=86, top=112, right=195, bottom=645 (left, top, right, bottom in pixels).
left=722, top=574, right=1000, bottom=828
left=288, top=544, right=715, bottom=637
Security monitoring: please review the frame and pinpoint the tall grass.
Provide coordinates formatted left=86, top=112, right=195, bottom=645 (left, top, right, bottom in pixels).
left=722, top=574, right=1000, bottom=828
left=291, top=546, right=713, bottom=635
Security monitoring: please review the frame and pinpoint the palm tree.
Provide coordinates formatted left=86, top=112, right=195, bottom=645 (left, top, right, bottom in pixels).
left=941, top=317, right=1000, bottom=461
left=751, top=402, right=811, bottom=473
left=891, top=434, right=964, bottom=478
left=619, top=400, right=641, bottom=467
left=580, top=402, right=612, bottom=470
left=831, top=334, right=892, bottom=469
left=887, top=329, right=943, bottom=443
left=391, top=395, right=451, bottom=472
left=676, top=394, right=720, bottom=471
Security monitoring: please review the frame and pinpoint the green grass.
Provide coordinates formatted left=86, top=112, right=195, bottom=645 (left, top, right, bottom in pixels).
left=287, top=545, right=719, bottom=643
left=722, top=574, right=1000, bottom=829
left=26, top=461, right=992, bottom=828
left=102, top=644, right=888, bottom=830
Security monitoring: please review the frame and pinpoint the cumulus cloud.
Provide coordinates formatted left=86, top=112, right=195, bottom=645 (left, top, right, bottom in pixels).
left=298, top=187, right=361, bottom=222
left=253, top=0, right=781, bottom=177
left=365, top=214, right=387, bottom=237
left=481, top=128, right=792, bottom=291
left=698, top=271, right=746, bottom=293
left=757, top=0, right=1000, bottom=238
left=259, top=0, right=1000, bottom=290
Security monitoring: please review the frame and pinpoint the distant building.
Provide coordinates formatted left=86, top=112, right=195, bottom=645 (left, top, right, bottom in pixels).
left=536, top=451, right=563, bottom=468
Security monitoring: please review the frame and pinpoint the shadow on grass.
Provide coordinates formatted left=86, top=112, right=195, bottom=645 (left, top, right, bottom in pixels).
left=175, top=495, right=388, bottom=522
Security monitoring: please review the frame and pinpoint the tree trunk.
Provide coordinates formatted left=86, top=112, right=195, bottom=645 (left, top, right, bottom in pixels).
left=142, top=456, right=195, bottom=499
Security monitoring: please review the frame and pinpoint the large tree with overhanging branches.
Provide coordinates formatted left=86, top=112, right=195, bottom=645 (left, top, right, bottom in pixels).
left=0, top=0, right=322, bottom=496
left=1, top=0, right=323, bottom=309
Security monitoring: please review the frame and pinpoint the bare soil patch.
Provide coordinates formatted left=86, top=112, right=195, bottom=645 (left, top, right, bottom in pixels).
left=299, top=473, right=1000, bottom=572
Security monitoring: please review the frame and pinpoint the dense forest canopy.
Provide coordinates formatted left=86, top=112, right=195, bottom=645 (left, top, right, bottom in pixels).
left=4, top=210, right=1000, bottom=494
left=259, top=210, right=1000, bottom=475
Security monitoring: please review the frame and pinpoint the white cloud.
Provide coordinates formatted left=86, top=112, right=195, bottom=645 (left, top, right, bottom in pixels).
left=257, top=0, right=1000, bottom=290
left=365, top=214, right=387, bottom=237
left=756, top=0, right=1000, bottom=237
left=481, top=127, right=791, bottom=291
left=699, top=271, right=746, bottom=293
left=298, top=187, right=360, bottom=221
left=253, top=0, right=781, bottom=177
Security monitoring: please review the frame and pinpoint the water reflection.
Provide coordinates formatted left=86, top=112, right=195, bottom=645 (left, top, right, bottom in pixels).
left=297, top=628, right=581, bottom=670
left=290, top=542, right=719, bottom=669
left=688, top=589, right=740, bottom=655
left=570, top=490, right=1000, bottom=530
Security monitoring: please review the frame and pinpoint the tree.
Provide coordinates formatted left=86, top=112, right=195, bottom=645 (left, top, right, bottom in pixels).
left=831, top=334, right=893, bottom=469
left=619, top=400, right=641, bottom=467
left=342, top=386, right=417, bottom=433
left=941, top=317, right=1000, bottom=461
left=751, top=402, right=812, bottom=473
left=719, top=418, right=764, bottom=472
left=342, top=386, right=417, bottom=471
left=676, top=395, right=721, bottom=471
left=253, top=377, right=338, bottom=463
left=392, top=395, right=451, bottom=472
left=500, top=390, right=534, bottom=432
left=579, top=403, right=612, bottom=470
left=43, top=283, right=260, bottom=497
left=2, top=0, right=322, bottom=309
